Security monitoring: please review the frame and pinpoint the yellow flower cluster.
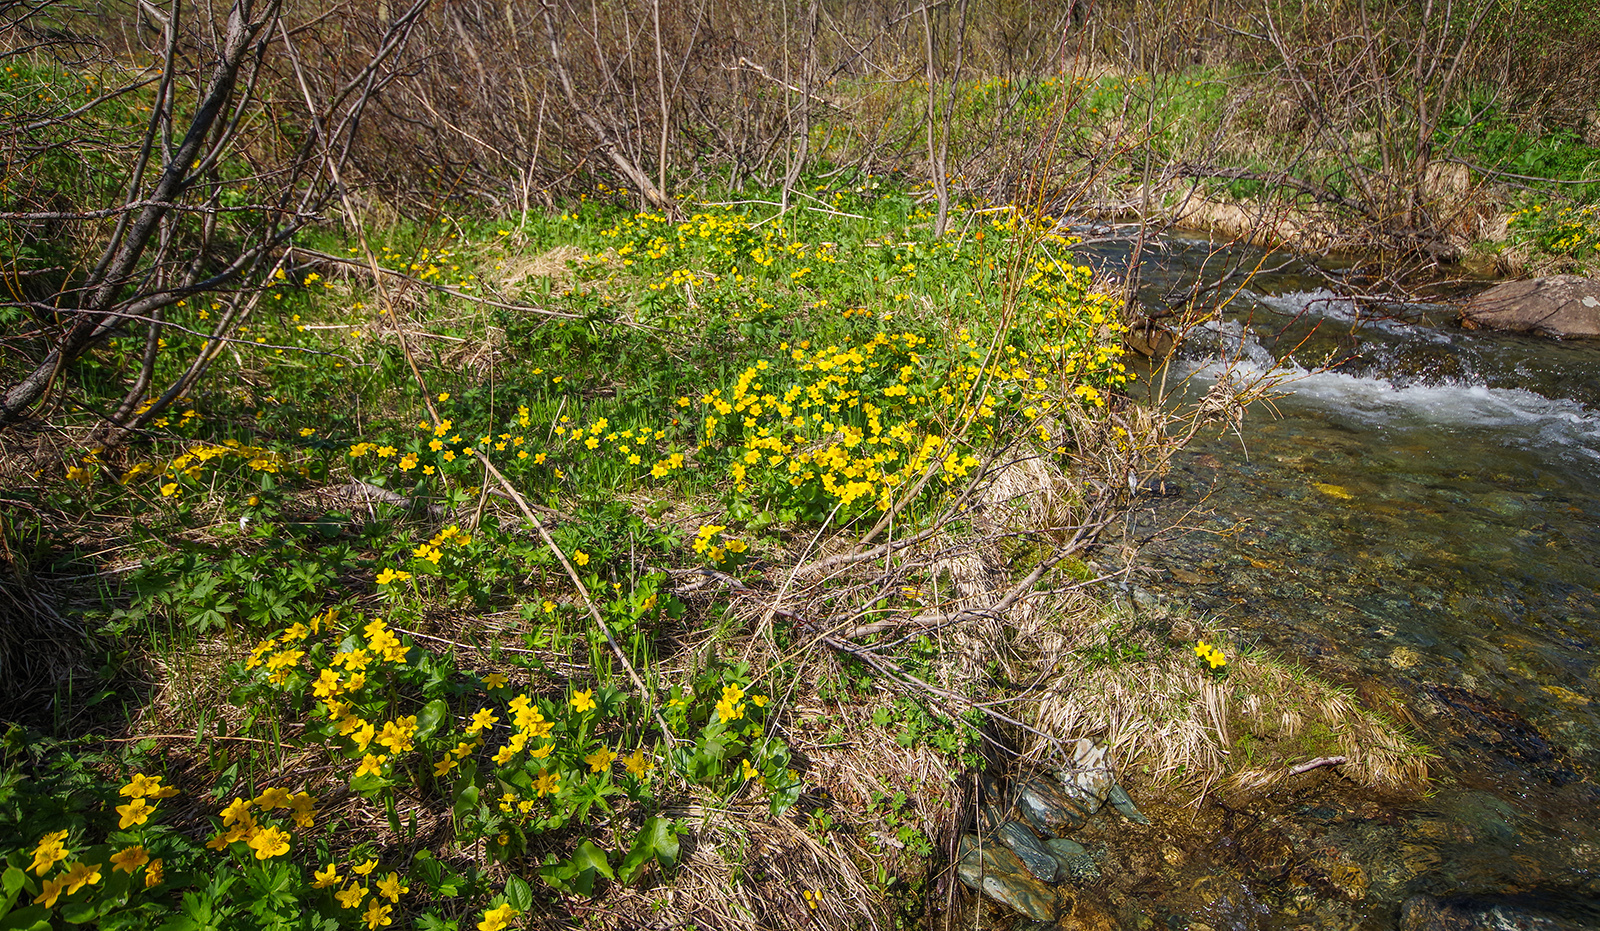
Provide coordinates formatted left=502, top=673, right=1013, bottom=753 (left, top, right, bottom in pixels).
left=1194, top=640, right=1228, bottom=670
left=691, top=524, right=747, bottom=563
left=204, top=787, right=312, bottom=859
left=413, top=523, right=471, bottom=566
left=317, top=856, right=409, bottom=928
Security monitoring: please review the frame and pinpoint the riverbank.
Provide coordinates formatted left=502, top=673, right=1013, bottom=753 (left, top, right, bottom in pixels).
left=0, top=184, right=1441, bottom=930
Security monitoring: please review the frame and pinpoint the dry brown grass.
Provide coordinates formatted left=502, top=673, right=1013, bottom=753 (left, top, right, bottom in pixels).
left=1025, top=608, right=1431, bottom=797
left=490, top=244, right=585, bottom=292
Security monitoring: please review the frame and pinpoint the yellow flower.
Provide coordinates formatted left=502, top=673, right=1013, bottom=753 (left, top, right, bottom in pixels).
left=145, top=858, right=163, bottom=888
left=477, top=904, right=520, bottom=931
left=110, top=845, right=149, bottom=874
left=33, top=876, right=69, bottom=908
left=572, top=550, right=590, bottom=567
left=120, top=773, right=162, bottom=798
left=159, top=482, right=179, bottom=497
left=289, top=792, right=317, bottom=827
left=254, top=786, right=292, bottom=809
left=363, top=900, right=393, bottom=928
left=570, top=689, right=596, bottom=713
left=375, top=568, right=411, bottom=585
left=433, top=757, right=457, bottom=776
left=469, top=708, right=499, bottom=732
left=314, top=863, right=341, bottom=888
left=352, top=858, right=379, bottom=876
left=61, top=860, right=102, bottom=894
left=355, top=754, right=387, bottom=778
left=476, top=902, right=521, bottom=931
left=220, top=796, right=253, bottom=826
left=585, top=747, right=616, bottom=772
left=484, top=673, right=508, bottom=690
left=376, top=871, right=409, bottom=902
left=29, top=830, right=69, bottom=875
left=248, top=825, right=291, bottom=860
left=116, top=797, right=155, bottom=829
left=533, top=769, right=560, bottom=797
left=622, top=749, right=653, bottom=777
left=336, top=883, right=367, bottom=909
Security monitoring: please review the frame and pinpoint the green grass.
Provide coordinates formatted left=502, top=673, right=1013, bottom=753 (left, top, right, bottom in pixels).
left=1, top=178, right=1142, bottom=929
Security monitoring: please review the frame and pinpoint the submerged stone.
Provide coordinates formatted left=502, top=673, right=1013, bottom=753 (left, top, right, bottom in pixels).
left=1046, top=837, right=1101, bottom=882
left=998, top=820, right=1060, bottom=883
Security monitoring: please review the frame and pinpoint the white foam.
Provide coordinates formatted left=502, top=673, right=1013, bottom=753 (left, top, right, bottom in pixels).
left=1185, top=331, right=1600, bottom=460
left=1250, top=288, right=1449, bottom=341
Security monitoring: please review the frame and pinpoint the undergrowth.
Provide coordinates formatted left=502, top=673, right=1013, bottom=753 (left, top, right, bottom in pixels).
left=0, top=181, right=1150, bottom=929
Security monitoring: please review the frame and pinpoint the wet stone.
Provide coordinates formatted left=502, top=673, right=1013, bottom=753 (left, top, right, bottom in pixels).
left=998, top=820, right=1060, bottom=884
left=1056, top=738, right=1115, bottom=814
left=956, top=834, right=1058, bottom=923
left=1046, top=837, right=1101, bottom=882
left=1107, top=784, right=1151, bottom=824
left=1017, top=775, right=1091, bottom=836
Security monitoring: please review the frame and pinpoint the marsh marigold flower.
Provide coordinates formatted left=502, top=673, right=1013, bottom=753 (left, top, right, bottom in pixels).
left=33, top=876, right=69, bottom=908
left=110, top=845, right=149, bottom=874
left=61, top=860, right=101, bottom=894
left=115, top=797, right=155, bottom=829
left=248, top=825, right=291, bottom=860
left=30, top=830, right=69, bottom=875
left=478, top=904, right=520, bottom=931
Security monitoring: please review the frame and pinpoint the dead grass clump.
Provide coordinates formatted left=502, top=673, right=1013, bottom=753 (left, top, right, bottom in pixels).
left=491, top=245, right=584, bottom=292
left=1027, top=607, right=1431, bottom=797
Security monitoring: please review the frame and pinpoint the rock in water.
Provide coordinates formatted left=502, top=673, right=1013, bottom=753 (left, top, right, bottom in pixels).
left=1017, top=776, right=1092, bottom=835
left=956, top=834, right=1059, bottom=922
left=997, top=821, right=1060, bottom=883
left=1056, top=738, right=1116, bottom=814
left=1106, top=783, right=1151, bottom=824
left=1400, top=892, right=1600, bottom=930
left=1045, top=837, right=1101, bottom=882
left=1459, top=276, right=1600, bottom=338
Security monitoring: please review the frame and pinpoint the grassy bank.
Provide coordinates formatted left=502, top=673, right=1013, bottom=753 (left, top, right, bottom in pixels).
left=0, top=179, right=1434, bottom=929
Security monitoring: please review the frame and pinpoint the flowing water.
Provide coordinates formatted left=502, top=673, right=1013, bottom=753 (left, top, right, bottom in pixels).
left=1071, top=233, right=1600, bottom=928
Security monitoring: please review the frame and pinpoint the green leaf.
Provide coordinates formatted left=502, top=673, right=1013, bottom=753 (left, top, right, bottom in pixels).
left=413, top=699, right=449, bottom=742
left=0, top=904, right=53, bottom=931
left=449, top=758, right=479, bottom=827
left=570, top=840, right=614, bottom=881
left=59, top=896, right=98, bottom=924
left=503, top=875, right=533, bottom=912
left=619, top=816, right=680, bottom=884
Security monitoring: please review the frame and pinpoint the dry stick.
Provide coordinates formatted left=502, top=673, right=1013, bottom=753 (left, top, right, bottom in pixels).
left=1288, top=755, right=1347, bottom=776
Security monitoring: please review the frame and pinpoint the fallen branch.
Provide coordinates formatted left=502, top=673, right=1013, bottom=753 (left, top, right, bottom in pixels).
left=1288, top=755, right=1347, bottom=776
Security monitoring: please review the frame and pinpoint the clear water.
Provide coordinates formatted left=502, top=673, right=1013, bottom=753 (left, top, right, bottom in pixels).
left=1076, top=233, right=1600, bottom=926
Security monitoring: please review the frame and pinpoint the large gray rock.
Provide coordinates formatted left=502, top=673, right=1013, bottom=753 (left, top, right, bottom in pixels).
left=1459, top=276, right=1600, bottom=338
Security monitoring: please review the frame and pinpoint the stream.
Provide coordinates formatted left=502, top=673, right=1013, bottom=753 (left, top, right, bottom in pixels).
left=1074, top=233, right=1600, bottom=929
